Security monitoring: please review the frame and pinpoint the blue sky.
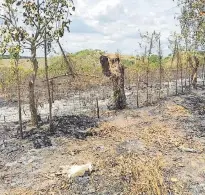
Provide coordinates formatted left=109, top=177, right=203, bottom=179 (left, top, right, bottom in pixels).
left=59, top=0, right=180, bottom=56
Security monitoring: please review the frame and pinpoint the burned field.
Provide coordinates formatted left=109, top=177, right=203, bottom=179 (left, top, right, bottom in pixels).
left=0, top=0, right=205, bottom=193
left=1, top=78, right=205, bottom=194
left=0, top=47, right=205, bottom=195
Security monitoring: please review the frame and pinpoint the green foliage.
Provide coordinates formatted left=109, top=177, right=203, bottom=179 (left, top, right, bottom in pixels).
left=0, top=63, right=32, bottom=90
left=72, top=49, right=104, bottom=58
left=0, top=55, right=11, bottom=59
left=164, top=56, right=172, bottom=62
left=0, top=0, right=75, bottom=46
left=0, top=0, right=75, bottom=86
left=121, top=54, right=162, bottom=70
left=48, top=56, right=68, bottom=76
left=71, top=49, right=104, bottom=75
left=0, top=66, right=16, bottom=90
left=175, top=0, right=205, bottom=49
left=149, top=54, right=160, bottom=68
left=121, top=59, right=135, bottom=67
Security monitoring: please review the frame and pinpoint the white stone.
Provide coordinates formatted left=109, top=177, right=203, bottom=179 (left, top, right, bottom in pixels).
left=60, top=163, right=92, bottom=178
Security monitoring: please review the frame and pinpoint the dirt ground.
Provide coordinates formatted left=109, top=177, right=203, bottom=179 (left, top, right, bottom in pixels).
left=1, top=89, right=205, bottom=194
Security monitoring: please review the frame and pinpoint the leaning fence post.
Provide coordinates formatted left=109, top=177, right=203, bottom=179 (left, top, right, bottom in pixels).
left=185, top=62, right=188, bottom=90
left=188, top=60, right=191, bottom=92
left=158, top=37, right=162, bottom=99
left=96, top=98, right=100, bottom=119
left=176, top=48, right=179, bottom=95
left=167, top=80, right=170, bottom=97
left=180, top=58, right=183, bottom=93
left=49, top=79, right=54, bottom=103
left=136, top=72, right=140, bottom=108
left=203, top=59, right=205, bottom=87
left=146, top=66, right=149, bottom=105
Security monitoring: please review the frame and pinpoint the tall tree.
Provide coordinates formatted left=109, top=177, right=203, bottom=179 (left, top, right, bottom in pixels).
left=0, top=29, right=23, bottom=138
left=175, top=0, right=205, bottom=49
left=0, top=0, right=75, bottom=126
left=174, top=0, right=203, bottom=88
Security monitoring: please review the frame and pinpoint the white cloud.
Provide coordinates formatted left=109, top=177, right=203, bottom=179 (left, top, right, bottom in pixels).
left=74, top=0, right=122, bottom=20
left=60, top=0, right=180, bottom=56
left=0, top=0, right=5, bottom=17
left=58, top=33, right=115, bottom=54
left=1, top=0, right=180, bottom=56
left=22, top=0, right=181, bottom=56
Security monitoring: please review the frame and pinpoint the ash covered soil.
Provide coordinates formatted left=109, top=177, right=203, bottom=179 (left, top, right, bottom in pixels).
left=1, top=90, right=205, bottom=194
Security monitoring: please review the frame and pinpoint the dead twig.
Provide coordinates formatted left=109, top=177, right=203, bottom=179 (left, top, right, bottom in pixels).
left=42, top=73, right=100, bottom=82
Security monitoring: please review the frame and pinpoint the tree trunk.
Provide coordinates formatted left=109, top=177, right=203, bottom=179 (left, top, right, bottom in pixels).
left=100, top=55, right=126, bottom=110
left=29, top=44, right=38, bottom=126
left=189, top=56, right=199, bottom=89
left=44, top=32, right=53, bottom=132
left=180, top=59, right=183, bottom=93
left=191, top=67, right=198, bottom=89
left=185, top=60, right=188, bottom=89
left=50, top=80, right=54, bottom=103
left=176, top=49, right=179, bottom=95
left=15, top=59, right=23, bottom=139
left=57, top=39, right=75, bottom=78
left=188, top=60, right=191, bottom=91
left=108, top=65, right=126, bottom=110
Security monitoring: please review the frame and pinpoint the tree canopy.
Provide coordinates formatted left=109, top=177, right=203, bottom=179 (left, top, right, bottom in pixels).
left=175, top=0, right=205, bottom=49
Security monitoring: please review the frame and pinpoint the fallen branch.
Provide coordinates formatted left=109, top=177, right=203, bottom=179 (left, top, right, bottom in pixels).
left=42, top=73, right=100, bottom=82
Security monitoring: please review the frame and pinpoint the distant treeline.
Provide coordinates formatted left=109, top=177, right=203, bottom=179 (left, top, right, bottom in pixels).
left=0, top=55, right=44, bottom=59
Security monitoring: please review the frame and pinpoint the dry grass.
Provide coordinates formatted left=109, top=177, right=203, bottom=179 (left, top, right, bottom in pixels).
left=165, top=103, right=190, bottom=118
left=1, top=100, right=204, bottom=195
left=137, top=123, right=181, bottom=149
left=137, top=121, right=203, bottom=153
left=89, top=122, right=118, bottom=137
left=87, top=120, right=186, bottom=194
left=118, top=154, right=168, bottom=195
left=94, top=152, right=184, bottom=195
left=5, top=188, right=36, bottom=195
left=0, top=58, right=45, bottom=69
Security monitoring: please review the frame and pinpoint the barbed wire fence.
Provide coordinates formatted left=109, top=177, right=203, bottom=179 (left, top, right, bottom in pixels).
left=0, top=65, right=205, bottom=123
